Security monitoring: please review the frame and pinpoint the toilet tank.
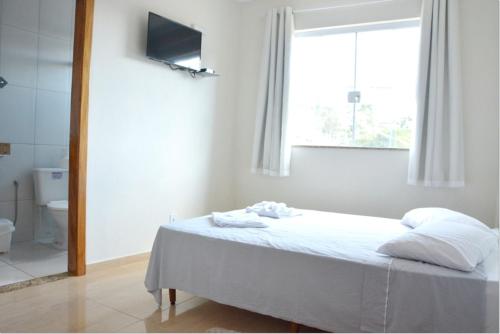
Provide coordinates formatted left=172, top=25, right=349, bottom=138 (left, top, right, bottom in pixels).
left=33, top=168, right=69, bottom=206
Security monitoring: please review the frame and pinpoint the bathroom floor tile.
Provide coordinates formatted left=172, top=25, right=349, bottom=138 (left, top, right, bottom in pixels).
left=0, top=264, right=33, bottom=286
left=0, top=241, right=65, bottom=265
left=12, top=252, right=67, bottom=278
left=0, top=241, right=67, bottom=288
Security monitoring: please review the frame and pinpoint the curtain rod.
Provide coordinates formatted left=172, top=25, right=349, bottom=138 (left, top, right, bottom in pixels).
left=293, top=0, right=395, bottom=14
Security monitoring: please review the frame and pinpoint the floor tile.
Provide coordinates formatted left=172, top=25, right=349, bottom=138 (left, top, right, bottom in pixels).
left=0, top=241, right=66, bottom=265
left=119, top=297, right=291, bottom=333
left=12, top=252, right=67, bottom=277
left=0, top=295, right=138, bottom=333
left=85, top=265, right=194, bottom=319
left=0, top=265, right=32, bottom=286
left=0, top=255, right=316, bottom=333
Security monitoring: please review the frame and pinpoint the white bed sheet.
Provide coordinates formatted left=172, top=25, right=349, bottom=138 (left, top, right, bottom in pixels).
left=145, top=210, right=499, bottom=332
left=163, top=210, right=408, bottom=264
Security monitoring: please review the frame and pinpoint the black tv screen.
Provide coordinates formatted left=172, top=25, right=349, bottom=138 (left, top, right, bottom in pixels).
left=146, top=12, right=202, bottom=70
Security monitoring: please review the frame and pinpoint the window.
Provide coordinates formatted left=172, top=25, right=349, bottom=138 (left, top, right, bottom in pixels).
left=288, top=20, right=420, bottom=149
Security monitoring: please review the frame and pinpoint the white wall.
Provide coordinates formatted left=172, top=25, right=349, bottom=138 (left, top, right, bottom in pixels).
left=87, top=0, right=241, bottom=263
left=0, top=0, right=74, bottom=242
left=234, top=0, right=500, bottom=227
left=87, top=0, right=499, bottom=263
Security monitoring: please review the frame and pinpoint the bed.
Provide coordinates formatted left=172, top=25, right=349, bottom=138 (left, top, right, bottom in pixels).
left=145, top=209, right=499, bottom=333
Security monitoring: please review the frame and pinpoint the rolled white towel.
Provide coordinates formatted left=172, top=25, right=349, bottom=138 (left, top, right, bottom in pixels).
left=212, top=212, right=269, bottom=228
left=246, top=201, right=300, bottom=219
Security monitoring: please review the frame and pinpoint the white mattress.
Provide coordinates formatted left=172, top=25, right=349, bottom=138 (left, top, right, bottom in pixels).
left=145, top=210, right=499, bottom=332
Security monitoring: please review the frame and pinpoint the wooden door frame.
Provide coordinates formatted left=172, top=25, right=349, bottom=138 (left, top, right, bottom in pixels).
left=68, top=0, right=94, bottom=276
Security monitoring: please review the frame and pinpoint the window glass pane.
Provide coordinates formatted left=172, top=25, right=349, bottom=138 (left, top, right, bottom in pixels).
left=288, top=22, right=420, bottom=149
left=354, top=26, right=420, bottom=148
left=288, top=33, right=356, bottom=146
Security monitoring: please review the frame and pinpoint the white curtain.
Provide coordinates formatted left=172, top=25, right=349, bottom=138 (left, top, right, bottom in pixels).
left=408, top=0, right=464, bottom=187
left=251, top=7, right=294, bottom=177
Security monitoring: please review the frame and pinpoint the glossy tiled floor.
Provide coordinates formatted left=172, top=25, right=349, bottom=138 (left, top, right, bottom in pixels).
left=0, top=254, right=317, bottom=333
left=0, top=241, right=67, bottom=286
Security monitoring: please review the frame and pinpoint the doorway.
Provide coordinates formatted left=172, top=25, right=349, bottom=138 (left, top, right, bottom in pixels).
left=0, top=0, right=92, bottom=286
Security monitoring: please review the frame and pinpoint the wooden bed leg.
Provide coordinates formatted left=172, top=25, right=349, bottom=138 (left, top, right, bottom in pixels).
left=169, top=289, right=176, bottom=305
left=290, top=322, right=300, bottom=333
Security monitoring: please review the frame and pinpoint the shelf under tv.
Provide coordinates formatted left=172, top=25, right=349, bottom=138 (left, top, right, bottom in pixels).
left=194, top=68, right=219, bottom=78
left=163, top=62, right=219, bottom=78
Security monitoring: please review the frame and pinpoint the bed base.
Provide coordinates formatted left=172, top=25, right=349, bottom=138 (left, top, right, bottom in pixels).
left=289, top=322, right=300, bottom=332
left=166, top=288, right=301, bottom=332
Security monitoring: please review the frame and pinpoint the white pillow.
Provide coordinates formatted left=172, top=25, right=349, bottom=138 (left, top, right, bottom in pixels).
left=378, top=219, right=498, bottom=272
left=401, top=207, right=490, bottom=231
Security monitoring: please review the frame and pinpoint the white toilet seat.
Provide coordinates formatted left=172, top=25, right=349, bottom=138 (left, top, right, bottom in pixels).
left=47, top=200, right=68, bottom=211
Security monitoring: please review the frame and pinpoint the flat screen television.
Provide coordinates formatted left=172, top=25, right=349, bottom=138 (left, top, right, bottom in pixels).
left=146, top=12, right=202, bottom=71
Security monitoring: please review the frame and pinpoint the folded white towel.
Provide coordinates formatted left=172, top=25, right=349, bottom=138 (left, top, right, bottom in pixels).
left=246, top=201, right=300, bottom=219
left=212, top=212, right=269, bottom=228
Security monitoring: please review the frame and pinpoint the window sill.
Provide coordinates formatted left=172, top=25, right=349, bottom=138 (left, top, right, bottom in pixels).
left=292, top=145, right=410, bottom=151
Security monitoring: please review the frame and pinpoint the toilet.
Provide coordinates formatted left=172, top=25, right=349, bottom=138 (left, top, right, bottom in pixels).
left=46, top=200, right=68, bottom=249
left=33, top=168, right=69, bottom=250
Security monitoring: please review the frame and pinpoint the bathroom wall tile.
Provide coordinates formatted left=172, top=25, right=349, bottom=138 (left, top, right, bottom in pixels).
left=37, top=35, right=73, bottom=92
left=0, top=85, right=36, bottom=144
left=34, top=145, right=68, bottom=168
left=0, top=201, right=15, bottom=222
left=0, top=144, right=34, bottom=202
left=35, top=90, right=70, bottom=146
left=14, top=200, right=34, bottom=242
left=32, top=205, right=42, bottom=241
left=0, top=200, right=34, bottom=242
left=39, top=0, right=75, bottom=40
left=0, top=0, right=40, bottom=33
left=0, top=25, right=38, bottom=88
